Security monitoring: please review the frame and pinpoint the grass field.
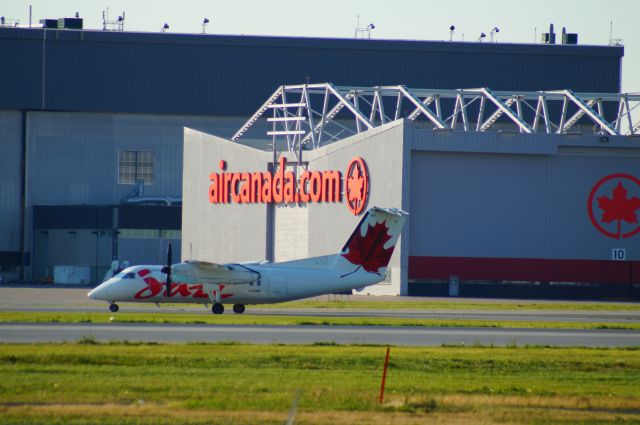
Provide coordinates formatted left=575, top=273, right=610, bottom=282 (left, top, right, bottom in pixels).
left=1, top=310, right=639, bottom=331
left=263, top=299, right=640, bottom=311
left=1, top=342, right=639, bottom=424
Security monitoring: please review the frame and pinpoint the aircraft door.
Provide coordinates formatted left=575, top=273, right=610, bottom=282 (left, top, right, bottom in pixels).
left=269, top=275, right=288, bottom=299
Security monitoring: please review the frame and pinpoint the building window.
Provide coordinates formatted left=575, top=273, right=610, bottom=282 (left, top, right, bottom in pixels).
left=118, top=229, right=160, bottom=239
left=118, top=229, right=181, bottom=239
left=119, top=151, right=156, bottom=185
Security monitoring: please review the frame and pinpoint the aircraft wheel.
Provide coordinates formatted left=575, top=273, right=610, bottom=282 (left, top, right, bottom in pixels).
left=212, top=303, right=224, bottom=315
left=233, top=304, right=245, bottom=314
left=109, top=303, right=119, bottom=313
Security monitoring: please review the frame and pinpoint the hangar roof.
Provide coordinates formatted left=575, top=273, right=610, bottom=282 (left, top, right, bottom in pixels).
left=0, top=28, right=624, bottom=116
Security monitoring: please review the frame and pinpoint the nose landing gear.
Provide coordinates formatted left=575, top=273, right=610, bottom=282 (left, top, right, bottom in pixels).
left=232, top=304, right=245, bottom=314
left=109, top=303, right=119, bottom=313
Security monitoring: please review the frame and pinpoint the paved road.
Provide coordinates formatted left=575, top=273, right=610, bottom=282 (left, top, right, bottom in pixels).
left=2, top=323, right=639, bottom=346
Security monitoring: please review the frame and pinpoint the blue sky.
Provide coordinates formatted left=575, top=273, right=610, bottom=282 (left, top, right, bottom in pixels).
left=4, top=0, right=639, bottom=92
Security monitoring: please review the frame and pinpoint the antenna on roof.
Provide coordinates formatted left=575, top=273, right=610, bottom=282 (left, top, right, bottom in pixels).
left=102, top=8, right=125, bottom=31
left=449, top=25, right=455, bottom=41
left=477, top=32, right=486, bottom=42
left=202, top=18, right=210, bottom=34
left=354, top=15, right=375, bottom=39
left=161, top=22, right=169, bottom=33
left=609, top=21, right=623, bottom=46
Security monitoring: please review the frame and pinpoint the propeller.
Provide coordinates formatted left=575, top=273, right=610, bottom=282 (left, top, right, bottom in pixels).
left=160, top=243, right=173, bottom=297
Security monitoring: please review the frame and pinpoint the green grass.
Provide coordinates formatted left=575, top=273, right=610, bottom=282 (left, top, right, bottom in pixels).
left=0, top=343, right=639, bottom=424
left=260, top=299, right=640, bottom=311
left=120, top=298, right=640, bottom=311
left=1, top=310, right=639, bottom=330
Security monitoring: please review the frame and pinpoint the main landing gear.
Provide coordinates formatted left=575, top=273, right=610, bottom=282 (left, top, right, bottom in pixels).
left=109, top=303, right=119, bottom=313
left=211, top=304, right=245, bottom=314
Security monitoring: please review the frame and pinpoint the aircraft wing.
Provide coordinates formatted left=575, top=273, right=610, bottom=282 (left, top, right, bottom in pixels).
left=172, top=261, right=259, bottom=284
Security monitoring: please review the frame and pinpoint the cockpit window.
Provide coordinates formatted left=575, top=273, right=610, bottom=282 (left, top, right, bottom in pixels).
left=114, top=270, right=137, bottom=279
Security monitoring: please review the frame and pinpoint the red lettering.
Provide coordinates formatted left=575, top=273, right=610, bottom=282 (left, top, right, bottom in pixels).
left=239, top=173, right=251, bottom=203
left=284, top=170, right=295, bottom=203
left=189, top=284, right=209, bottom=299
left=251, top=172, right=262, bottom=203
left=262, top=172, right=272, bottom=202
left=231, top=173, right=241, bottom=203
left=273, top=157, right=285, bottom=203
left=299, top=171, right=310, bottom=203
left=134, top=276, right=163, bottom=299
left=170, top=283, right=192, bottom=297
left=309, top=171, right=322, bottom=202
left=322, top=170, right=341, bottom=202
left=208, top=158, right=367, bottom=213
left=208, top=173, right=218, bottom=203
left=224, top=173, right=233, bottom=203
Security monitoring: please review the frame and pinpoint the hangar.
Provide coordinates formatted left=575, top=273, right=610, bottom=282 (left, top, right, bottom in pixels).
left=1, top=24, right=638, bottom=298
left=183, top=83, right=640, bottom=298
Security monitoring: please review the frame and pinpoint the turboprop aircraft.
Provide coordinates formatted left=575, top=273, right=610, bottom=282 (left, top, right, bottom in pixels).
left=88, top=207, right=407, bottom=314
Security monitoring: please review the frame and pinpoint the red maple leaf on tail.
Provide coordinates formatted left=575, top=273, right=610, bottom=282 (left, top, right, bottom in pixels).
left=597, top=181, right=640, bottom=239
left=341, top=220, right=393, bottom=277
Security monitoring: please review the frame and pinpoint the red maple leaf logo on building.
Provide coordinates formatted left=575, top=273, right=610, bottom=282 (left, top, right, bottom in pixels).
left=345, top=157, right=369, bottom=215
left=341, top=220, right=393, bottom=277
left=597, top=181, right=640, bottom=239
left=347, top=167, right=364, bottom=202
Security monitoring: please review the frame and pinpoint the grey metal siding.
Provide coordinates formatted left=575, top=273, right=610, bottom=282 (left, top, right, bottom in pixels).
left=0, top=37, right=43, bottom=109
left=0, top=28, right=623, bottom=115
left=0, top=111, right=22, bottom=251
left=408, top=130, right=640, bottom=262
left=25, top=111, right=232, bottom=206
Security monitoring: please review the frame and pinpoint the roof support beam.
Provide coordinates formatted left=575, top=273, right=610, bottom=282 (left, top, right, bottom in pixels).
left=397, top=86, right=447, bottom=129
left=478, top=89, right=533, bottom=133
left=234, top=84, right=639, bottom=148
left=558, top=90, right=618, bottom=136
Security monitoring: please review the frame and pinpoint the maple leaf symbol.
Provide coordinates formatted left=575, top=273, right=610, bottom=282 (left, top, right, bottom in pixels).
left=347, top=166, right=364, bottom=203
left=597, top=181, right=640, bottom=239
left=341, top=220, right=393, bottom=277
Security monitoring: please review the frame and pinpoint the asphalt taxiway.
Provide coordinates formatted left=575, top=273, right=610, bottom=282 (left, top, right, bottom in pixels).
left=1, top=285, right=639, bottom=346
left=1, top=322, right=639, bottom=346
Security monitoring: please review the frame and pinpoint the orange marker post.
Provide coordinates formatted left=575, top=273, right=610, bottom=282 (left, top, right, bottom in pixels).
left=379, top=346, right=391, bottom=404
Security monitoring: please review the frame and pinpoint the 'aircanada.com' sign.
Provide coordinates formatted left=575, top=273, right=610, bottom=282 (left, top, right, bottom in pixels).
left=208, top=156, right=369, bottom=215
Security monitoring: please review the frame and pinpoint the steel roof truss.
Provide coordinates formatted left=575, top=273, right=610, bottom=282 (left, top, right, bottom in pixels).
left=478, top=89, right=533, bottom=133
left=398, top=86, right=447, bottom=129
left=234, top=84, right=639, bottom=147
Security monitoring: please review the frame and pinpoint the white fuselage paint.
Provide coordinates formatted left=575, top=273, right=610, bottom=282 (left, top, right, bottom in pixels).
left=88, top=260, right=382, bottom=305
left=88, top=207, right=407, bottom=309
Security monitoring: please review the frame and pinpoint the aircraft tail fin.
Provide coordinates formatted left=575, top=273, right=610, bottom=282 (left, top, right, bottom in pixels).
left=331, top=207, right=408, bottom=277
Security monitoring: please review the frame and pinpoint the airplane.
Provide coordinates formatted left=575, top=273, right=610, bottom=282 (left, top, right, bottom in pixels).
left=88, top=207, right=407, bottom=314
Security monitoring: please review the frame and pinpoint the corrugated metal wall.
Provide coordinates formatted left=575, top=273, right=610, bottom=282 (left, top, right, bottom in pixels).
left=0, top=28, right=623, bottom=116
left=25, top=111, right=238, bottom=205
left=0, top=111, right=22, bottom=253
left=408, top=129, right=640, bottom=263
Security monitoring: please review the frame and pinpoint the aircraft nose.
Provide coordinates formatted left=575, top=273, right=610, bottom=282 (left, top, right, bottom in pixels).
left=88, top=284, right=110, bottom=300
